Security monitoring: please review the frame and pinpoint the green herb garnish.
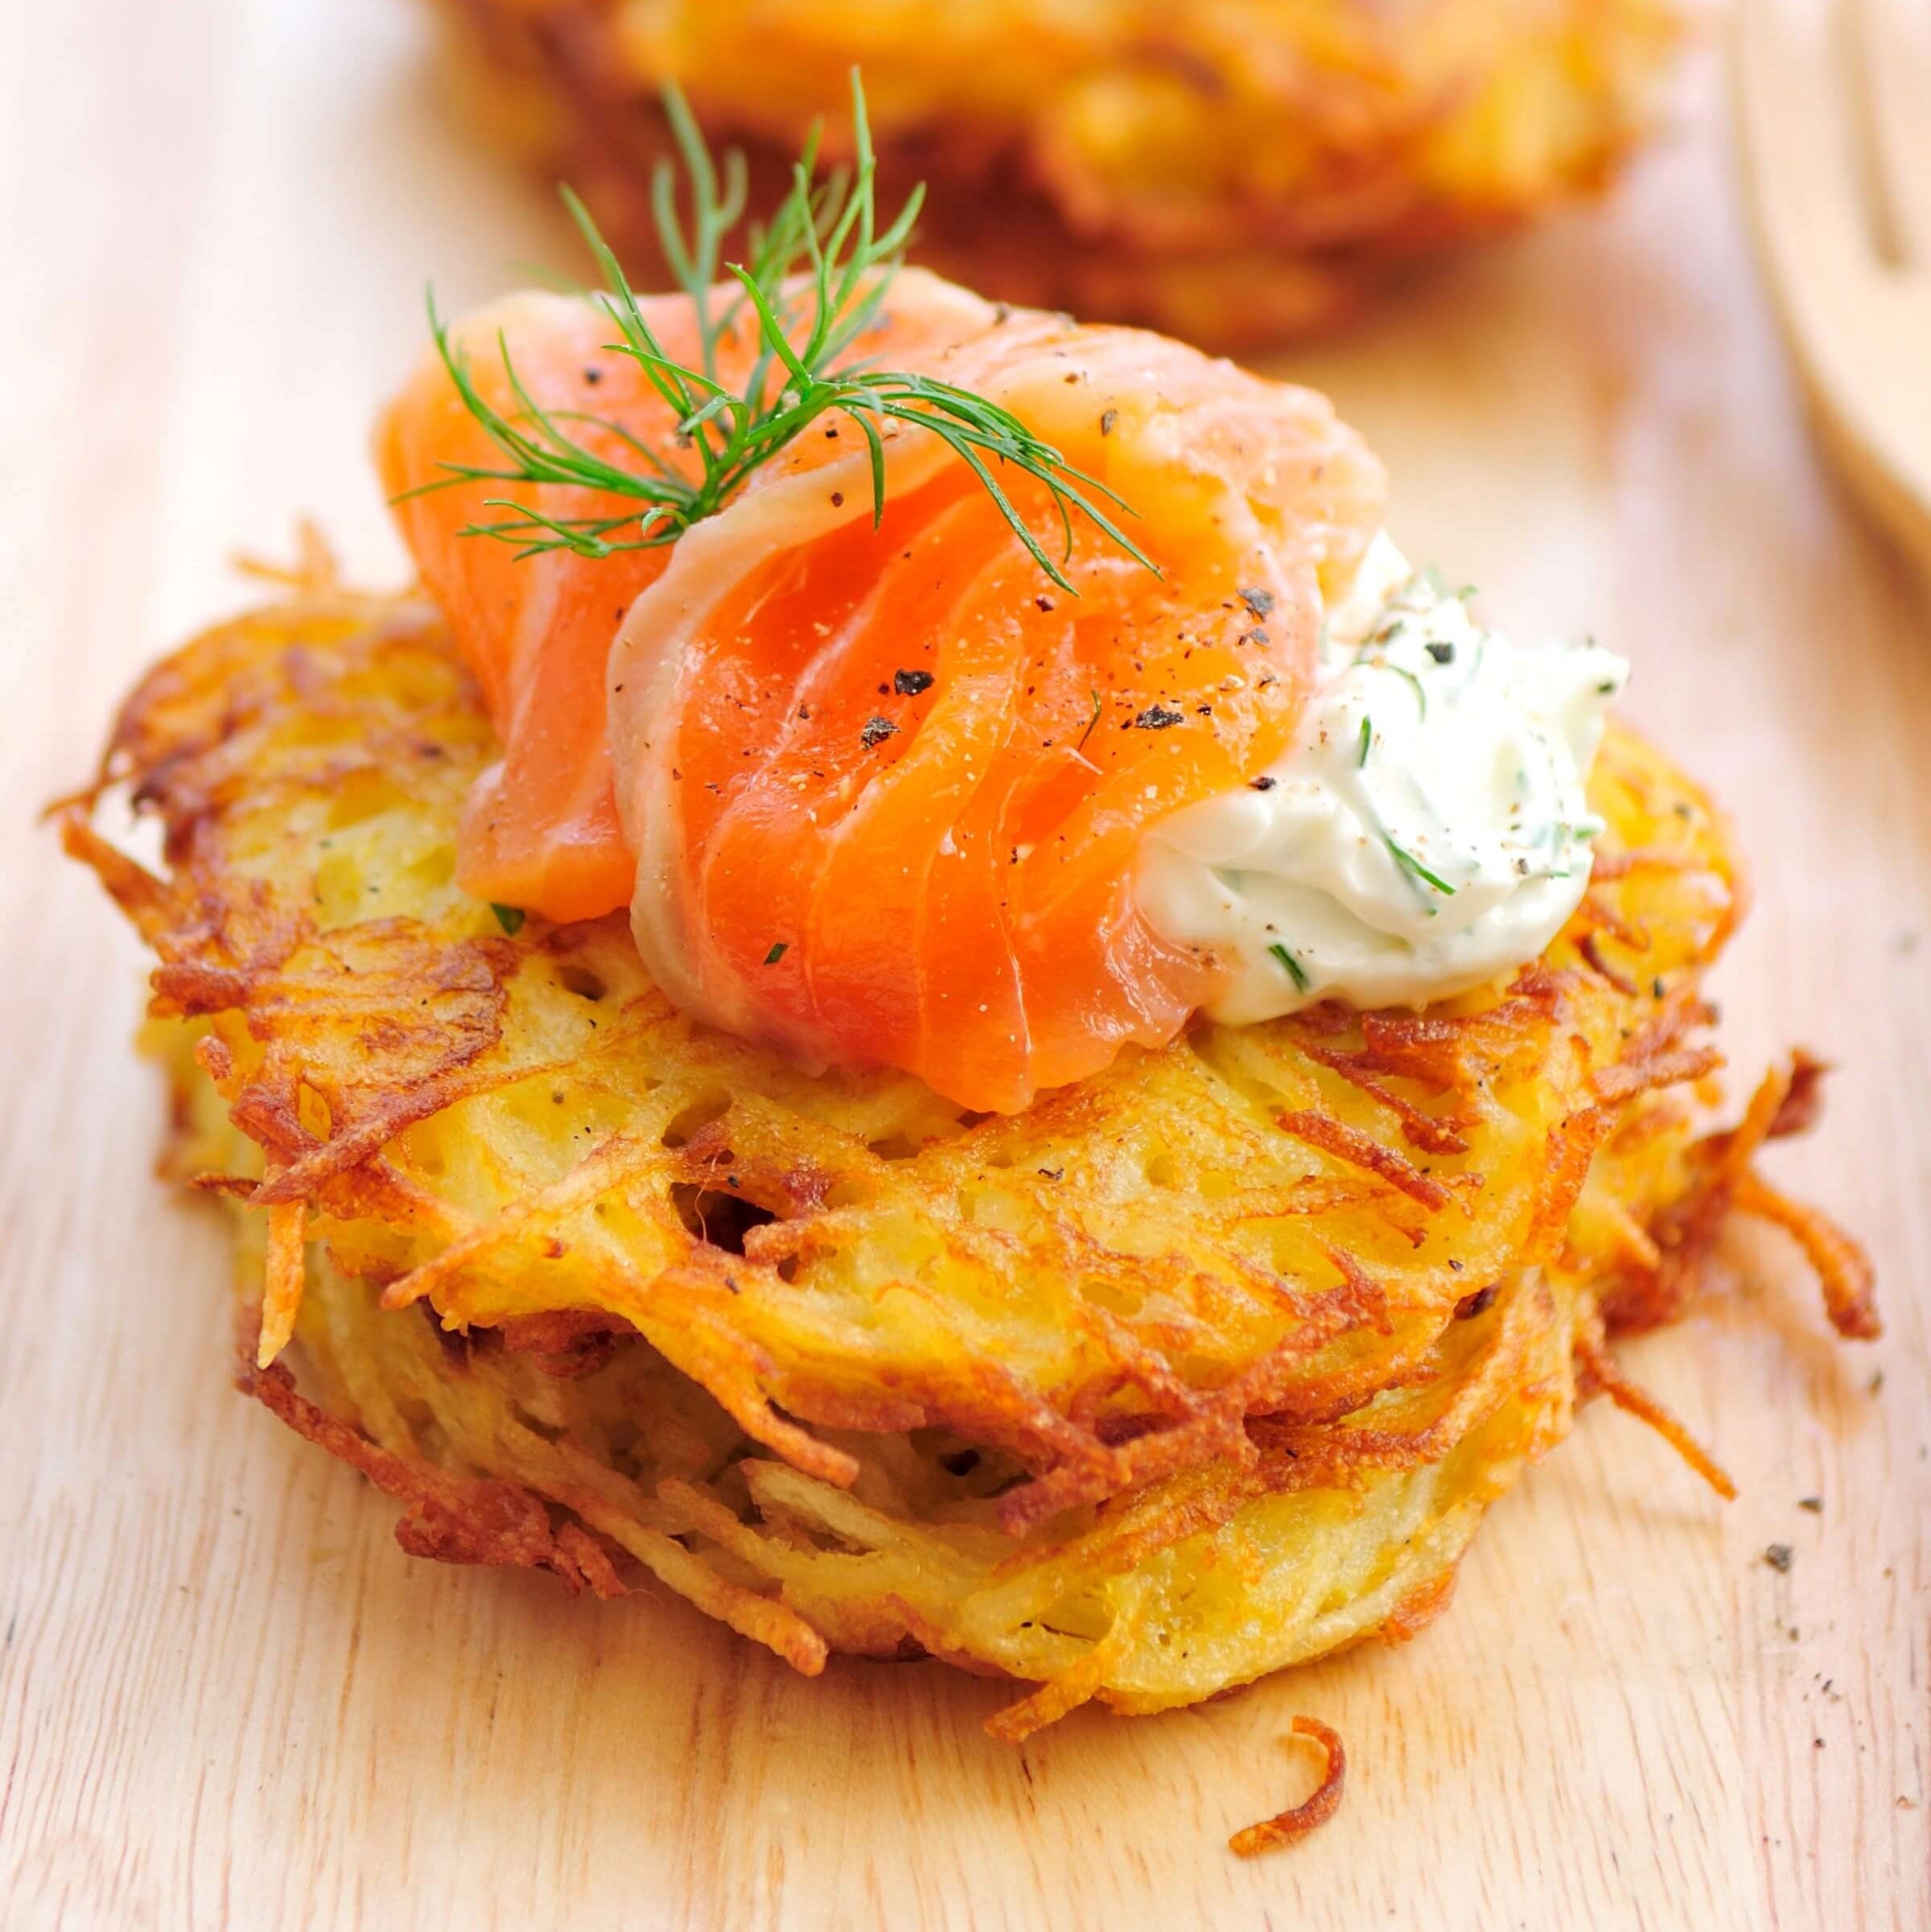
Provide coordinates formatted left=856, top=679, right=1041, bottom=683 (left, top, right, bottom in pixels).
left=1383, top=835, right=1457, bottom=897
left=1356, top=715, right=1372, bottom=766
left=405, top=73, right=1153, bottom=596
left=1076, top=685, right=1103, bottom=754
left=1268, top=942, right=1311, bottom=992
left=491, top=903, right=526, bottom=936
left=1388, top=664, right=1427, bottom=719
left=764, top=941, right=788, bottom=965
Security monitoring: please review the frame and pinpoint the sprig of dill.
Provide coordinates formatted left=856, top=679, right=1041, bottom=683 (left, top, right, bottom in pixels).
left=401, top=73, right=1153, bottom=595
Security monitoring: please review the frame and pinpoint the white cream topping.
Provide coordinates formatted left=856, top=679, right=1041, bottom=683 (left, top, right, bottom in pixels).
left=1137, top=532, right=1628, bottom=1024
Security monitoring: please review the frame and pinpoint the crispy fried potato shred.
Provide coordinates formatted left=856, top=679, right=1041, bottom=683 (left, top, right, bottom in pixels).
left=64, top=579, right=1874, bottom=1826
left=1231, top=1716, right=1348, bottom=1856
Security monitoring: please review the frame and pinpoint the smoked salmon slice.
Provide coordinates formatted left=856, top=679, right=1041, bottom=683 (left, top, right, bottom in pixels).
left=376, top=271, right=1000, bottom=922
left=380, top=267, right=1381, bottom=1110
left=605, top=293, right=1385, bottom=1110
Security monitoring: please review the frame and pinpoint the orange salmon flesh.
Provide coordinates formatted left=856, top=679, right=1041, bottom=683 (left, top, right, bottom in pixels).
left=377, top=270, right=1385, bottom=1109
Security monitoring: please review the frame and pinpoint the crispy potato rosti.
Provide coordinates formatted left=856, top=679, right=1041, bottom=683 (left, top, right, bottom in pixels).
left=64, top=566, right=1871, bottom=1731
left=428, top=0, right=1682, bottom=345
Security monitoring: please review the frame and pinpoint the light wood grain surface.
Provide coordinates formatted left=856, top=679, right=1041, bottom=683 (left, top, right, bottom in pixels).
left=2, top=5, right=1926, bottom=1928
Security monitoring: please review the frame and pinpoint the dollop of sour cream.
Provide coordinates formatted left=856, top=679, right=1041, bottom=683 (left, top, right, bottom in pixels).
left=1138, top=533, right=1628, bottom=1024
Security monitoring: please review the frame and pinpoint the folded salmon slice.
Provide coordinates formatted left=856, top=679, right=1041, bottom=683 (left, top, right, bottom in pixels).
left=376, top=271, right=1000, bottom=921
left=606, top=295, right=1385, bottom=1110
left=380, top=269, right=1381, bottom=1107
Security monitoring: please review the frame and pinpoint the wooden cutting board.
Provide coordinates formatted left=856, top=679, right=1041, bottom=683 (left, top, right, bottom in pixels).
left=2, top=4, right=1925, bottom=1926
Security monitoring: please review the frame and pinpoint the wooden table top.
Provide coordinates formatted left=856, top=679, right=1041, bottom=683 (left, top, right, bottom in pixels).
left=2, top=4, right=1925, bottom=1927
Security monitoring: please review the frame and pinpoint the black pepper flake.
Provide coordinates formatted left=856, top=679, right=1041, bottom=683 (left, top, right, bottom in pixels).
left=1454, top=1284, right=1498, bottom=1320
left=859, top=715, right=898, bottom=748
left=992, top=302, right=1011, bottom=324
left=1100, top=408, right=1118, bottom=436
left=1035, top=595, right=1056, bottom=612
left=893, top=668, right=935, bottom=695
left=583, top=366, right=603, bottom=385
left=1426, top=641, right=1455, bottom=664
left=1250, top=774, right=1278, bottom=791
left=1238, top=587, right=1275, bottom=620
left=1798, top=1496, right=1823, bottom=1513
left=830, top=491, right=844, bottom=507
left=1764, top=1543, right=1794, bottom=1573
left=1239, top=627, right=1269, bottom=648
left=1133, top=703, right=1184, bottom=730
left=1038, top=1166, right=1064, bottom=1180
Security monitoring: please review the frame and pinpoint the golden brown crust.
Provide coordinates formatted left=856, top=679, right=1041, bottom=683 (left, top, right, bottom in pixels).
left=425, top=0, right=1682, bottom=346
left=64, top=575, right=1873, bottom=1734
left=235, top=1308, right=631, bottom=1596
left=64, top=583, right=1757, bottom=1526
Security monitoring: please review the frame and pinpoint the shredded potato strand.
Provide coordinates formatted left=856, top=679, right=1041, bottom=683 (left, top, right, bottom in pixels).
left=1574, top=1332, right=1736, bottom=1500
left=257, top=1201, right=307, bottom=1370
left=1229, top=1716, right=1347, bottom=1856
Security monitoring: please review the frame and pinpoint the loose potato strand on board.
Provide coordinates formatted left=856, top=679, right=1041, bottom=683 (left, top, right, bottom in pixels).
left=1574, top=1333, right=1737, bottom=1500
left=1732, top=1172, right=1880, bottom=1341
left=1229, top=1717, right=1347, bottom=1856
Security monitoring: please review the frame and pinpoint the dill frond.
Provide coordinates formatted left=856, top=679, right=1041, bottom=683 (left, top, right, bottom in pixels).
left=401, top=72, right=1153, bottom=595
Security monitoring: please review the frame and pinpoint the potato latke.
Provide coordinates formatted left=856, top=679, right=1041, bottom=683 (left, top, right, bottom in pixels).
left=428, top=0, right=1682, bottom=346
left=64, top=564, right=1873, bottom=1732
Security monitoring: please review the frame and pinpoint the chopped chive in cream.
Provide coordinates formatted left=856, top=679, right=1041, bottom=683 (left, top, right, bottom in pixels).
left=1268, top=942, right=1311, bottom=992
